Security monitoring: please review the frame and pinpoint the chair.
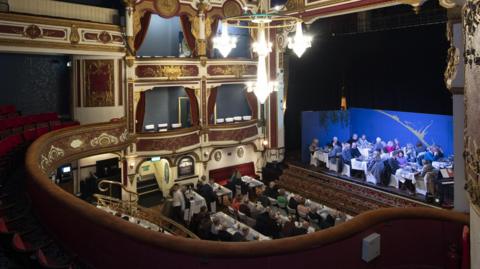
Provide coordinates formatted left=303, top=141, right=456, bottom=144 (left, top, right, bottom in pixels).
left=388, top=174, right=399, bottom=188
left=328, top=159, right=339, bottom=172
left=286, top=206, right=296, bottom=215
left=268, top=197, right=277, bottom=206
left=365, top=172, right=377, bottom=184
left=237, top=211, right=247, bottom=222
left=341, top=164, right=351, bottom=177
left=245, top=217, right=256, bottom=227
left=227, top=206, right=236, bottom=217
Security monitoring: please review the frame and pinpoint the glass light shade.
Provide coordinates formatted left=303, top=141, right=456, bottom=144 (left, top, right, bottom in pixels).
left=252, top=25, right=272, bottom=57
left=213, top=22, right=237, bottom=57
left=288, top=21, right=312, bottom=57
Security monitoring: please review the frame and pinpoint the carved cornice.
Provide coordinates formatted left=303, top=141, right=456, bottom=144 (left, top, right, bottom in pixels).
left=0, top=12, right=125, bottom=54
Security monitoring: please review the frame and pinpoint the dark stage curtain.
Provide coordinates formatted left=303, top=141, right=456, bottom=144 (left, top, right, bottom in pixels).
left=180, top=15, right=196, bottom=56
left=134, top=12, right=152, bottom=51
left=207, top=87, right=218, bottom=124
left=185, top=88, right=199, bottom=126
left=245, top=92, right=258, bottom=119
left=135, top=91, right=146, bottom=133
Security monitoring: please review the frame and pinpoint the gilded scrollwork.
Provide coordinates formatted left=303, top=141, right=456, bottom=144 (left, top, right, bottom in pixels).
left=444, top=22, right=460, bottom=91
left=40, top=145, right=65, bottom=172
left=90, top=132, right=120, bottom=147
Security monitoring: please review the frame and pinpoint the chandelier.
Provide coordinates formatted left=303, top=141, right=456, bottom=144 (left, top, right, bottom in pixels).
left=212, top=4, right=312, bottom=104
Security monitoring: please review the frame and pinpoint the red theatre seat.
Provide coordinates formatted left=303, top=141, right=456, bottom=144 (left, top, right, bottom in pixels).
left=209, top=162, right=258, bottom=186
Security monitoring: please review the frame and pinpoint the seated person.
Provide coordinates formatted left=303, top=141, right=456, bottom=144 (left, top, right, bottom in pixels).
left=309, top=138, right=320, bottom=156
left=372, top=137, right=384, bottom=152
left=257, top=191, right=271, bottom=207
left=239, top=197, right=251, bottom=217
left=264, top=181, right=279, bottom=199
left=197, top=214, right=213, bottom=240
left=292, top=221, right=310, bottom=236
left=394, top=138, right=401, bottom=150
left=217, top=225, right=233, bottom=242
left=288, top=195, right=301, bottom=210
left=405, top=143, right=417, bottom=162
left=254, top=208, right=280, bottom=238
left=384, top=141, right=395, bottom=153
left=350, top=142, right=362, bottom=159
left=276, top=189, right=288, bottom=208
left=415, top=141, right=427, bottom=155
left=328, top=144, right=342, bottom=163
left=387, top=150, right=401, bottom=174
left=210, top=217, right=222, bottom=239
left=424, top=146, right=444, bottom=162
left=341, top=143, right=353, bottom=165
left=320, top=214, right=335, bottom=229
left=420, top=159, right=434, bottom=177
left=357, top=134, right=370, bottom=148
left=190, top=206, right=209, bottom=235
left=329, top=136, right=342, bottom=148
left=296, top=199, right=310, bottom=218
left=232, top=227, right=250, bottom=242
left=397, top=150, right=408, bottom=167
left=280, top=216, right=296, bottom=238
left=231, top=193, right=243, bottom=211
left=347, top=133, right=358, bottom=145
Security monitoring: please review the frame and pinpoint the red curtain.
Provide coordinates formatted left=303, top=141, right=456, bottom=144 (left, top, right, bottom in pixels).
left=135, top=91, right=146, bottom=133
left=207, top=87, right=218, bottom=124
left=180, top=15, right=196, bottom=56
left=245, top=92, right=258, bottom=119
left=134, top=12, right=152, bottom=51
left=185, top=88, right=199, bottom=126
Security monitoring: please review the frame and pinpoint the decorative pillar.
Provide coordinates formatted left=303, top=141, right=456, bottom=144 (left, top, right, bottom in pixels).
left=193, top=0, right=210, bottom=57
left=463, top=0, right=480, bottom=267
left=123, top=0, right=135, bottom=67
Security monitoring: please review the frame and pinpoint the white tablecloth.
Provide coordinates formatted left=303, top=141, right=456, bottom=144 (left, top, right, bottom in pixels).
left=395, top=168, right=419, bottom=184
left=185, top=191, right=206, bottom=221
left=311, top=151, right=329, bottom=166
left=359, top=148, right=370, bottom=157
left=241, top=176, right=264, bottom=188
left=351, top=159, right=368, bottom=173
left=212, top=212, right=270, bottom=241
left=432, top=161, right=451, bottom=169
left=213, top=183, right=232, bottom=199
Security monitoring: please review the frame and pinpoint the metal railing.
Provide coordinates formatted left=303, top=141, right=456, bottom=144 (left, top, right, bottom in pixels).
left=94, top=180, right=198, bottom=239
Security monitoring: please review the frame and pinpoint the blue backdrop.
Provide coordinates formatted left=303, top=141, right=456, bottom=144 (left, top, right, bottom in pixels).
left=301, top=108, right=453, bottom=163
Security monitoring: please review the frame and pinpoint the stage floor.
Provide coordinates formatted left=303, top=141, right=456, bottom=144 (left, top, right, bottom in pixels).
left=286, top=160, right=449, bottom=209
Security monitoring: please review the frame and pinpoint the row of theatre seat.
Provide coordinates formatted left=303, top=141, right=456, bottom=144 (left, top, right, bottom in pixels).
left=0, top=105, right=88, bottom=268
left=0, top=106, right=79, bottom=179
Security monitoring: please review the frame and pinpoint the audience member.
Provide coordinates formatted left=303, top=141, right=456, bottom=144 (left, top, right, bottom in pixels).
left=385, top=141, right=395, bottom=153
left=373, top=137, right=383, bottom=152
left=309, top=138, right=320, bottom=156
left=347, top=133, right=358, bottom=145
left=397, top=151, right=407, bottom=167
left=341, top=143, right=353, bottom=165
left=350, top=142, right=362, bottom=159
left=357, top=134, right=370, bottom=148
left=190, top=206, right=209, bottom=235
left=394, top=138, right=401, bottom=150
left=239, top=197, right=251, bottom=217
left=288, top=195, right=301, bottom=210
left=280, top=216, right=296, bottom=237
left=276, top=189, right=288, bottom=208
left=254, top=208, right=280, bottom=238
left=198, top=177, right=216, bottom=211
left=217, top=225, right=233, bottom=241
left=329, top=136, right=341, bottom=148
left=292, top=221, right=310, bottom=235
left=231, top=193, right=243, bottom=211
left=264, top=181, right=279, bottom=199
left=405, top=143, right=417, bottom=162
left=171, top=184, right=186, bottom=223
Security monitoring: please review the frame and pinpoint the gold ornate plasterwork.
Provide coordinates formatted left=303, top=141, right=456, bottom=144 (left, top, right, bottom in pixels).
left=285, top=0, right=305, bottom=11
left=464, top=136, right=480, bottom=207
left=40, top=145, right=65, bottom=171
left=444, top=22, right=460, bottom=91
left=70, top=24, right=80, bottom=44
left=154, top=0, right=179, bottom=17
left=223, top=0, right=242, bottom=17
left=24, top=24, right=42, bottom=39
left=90, top=132, right=120, bottom=147
left=162, top=65, right=183, bottom=80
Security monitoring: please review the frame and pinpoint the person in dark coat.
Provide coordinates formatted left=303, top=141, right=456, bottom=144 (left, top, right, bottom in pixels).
left=198, top=178, right=216, bottom=211
left=254, top=209, right=280, bottom=238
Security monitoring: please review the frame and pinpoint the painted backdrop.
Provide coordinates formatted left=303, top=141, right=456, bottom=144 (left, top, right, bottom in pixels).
left=302, top=108, right=453, bottom=162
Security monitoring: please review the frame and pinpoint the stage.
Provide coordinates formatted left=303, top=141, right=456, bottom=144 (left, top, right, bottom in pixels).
left=279, top=163, right=441, bottom=216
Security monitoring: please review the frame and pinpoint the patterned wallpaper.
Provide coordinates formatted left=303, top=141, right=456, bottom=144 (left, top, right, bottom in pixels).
left=0, top=53, right=71, bottom=116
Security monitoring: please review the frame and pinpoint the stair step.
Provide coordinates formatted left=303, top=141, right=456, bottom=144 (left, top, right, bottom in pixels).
left=137, top=182, right=158, bottom=191
left=139, top=188, right=161, bottom=196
